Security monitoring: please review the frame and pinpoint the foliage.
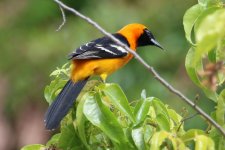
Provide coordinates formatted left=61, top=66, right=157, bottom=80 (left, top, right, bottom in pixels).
left=184, top=0, right=225, bottom=101
left=21, top=0, right=225, bottom=149
left=22, top=66, right=220, bottom=150
left=183, top=0, right=225, bottom=149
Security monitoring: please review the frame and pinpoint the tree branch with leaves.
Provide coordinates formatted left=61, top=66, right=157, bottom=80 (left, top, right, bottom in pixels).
left=21, top=0, right=225, bottom=149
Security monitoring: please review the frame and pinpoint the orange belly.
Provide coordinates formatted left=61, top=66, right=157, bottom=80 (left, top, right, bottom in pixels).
left=71, top=55, right=133, bottom=82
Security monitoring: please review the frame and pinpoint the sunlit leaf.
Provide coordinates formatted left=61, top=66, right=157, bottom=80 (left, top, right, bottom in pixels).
left=185, top=47, right=218, bottom=101
left=46, top=133, right=60, bottom=147
left=151, top=98, right=170, bottom=121
left=156, top=114, right=170, bottom=131
left=44, top=77, right=67, bottom=104
left=83, top=92, right=129, bottom=146
left=77, top=80, right=101, bottom=101
left=185, top=47, right=203, bottom=88
left=132, top=127, right=146, bottom=150
left=21, top=144, right=46, bottom=150
left=170, top=137, right=187, bottom=150
left=194, top=7, right=220, bottom=34
left=183, top=4, right=202, bottom=44
left=143, top=125, right=153, bottom=143
left=195, top=135, right=215, bottom=150
left=198, top=0, right=222, bottom=8
left=195, top=9, right=225, bottom=65
left=134, top=97, right=152, bottom=125
left=150, top=131, right=169, bottom=150
left=44, top=63, right=70, bottom=104
left=100, top=83, right=135, bottom=123
left=151, top=131, right=187, bottom=150
left=50, top=63, right=70, bottom=77
left=181, top=129, right=206, bottom=142
left=167, top=109, right=182, bottom=125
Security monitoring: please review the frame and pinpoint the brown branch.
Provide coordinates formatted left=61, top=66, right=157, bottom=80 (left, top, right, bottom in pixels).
left=53, top=0, right=225, bottom=137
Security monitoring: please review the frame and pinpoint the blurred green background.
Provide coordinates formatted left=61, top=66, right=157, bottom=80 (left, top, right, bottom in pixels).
left=0, top=0, right=216, bottom=149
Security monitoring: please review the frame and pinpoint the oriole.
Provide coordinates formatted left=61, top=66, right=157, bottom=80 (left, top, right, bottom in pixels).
left=45, top=23, right=163, bottom=130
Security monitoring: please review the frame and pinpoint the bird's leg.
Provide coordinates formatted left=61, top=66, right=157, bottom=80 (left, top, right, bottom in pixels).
left=100, top=73, right=107, bottom=83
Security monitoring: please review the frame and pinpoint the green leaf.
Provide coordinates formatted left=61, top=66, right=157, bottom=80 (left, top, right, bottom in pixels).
left=134, top=97, right=152, bottom=125
left=21, top=144, right=46, bottom=150
left=151, top=131, right=187, bottom=150
left=150, top=131, right=169, bottom=150
left=183, top=4, right=203, bottom=44
left=217, top=38, right=225, bottom=61
left=46, top=133, right=60, bottom=147
left=60, top=110, right=74, bottom=129
left=216, top=89, right=225, bottom=125
left=198, top=0, right=222, bottom=8
left=150, top=98, right=170, bottom=131
left=44, top=63, right=70, bottom=104
left=195, top=135, right=215, bottom=150
left=83, top=92, right=129, bottom=146
left=100, top=83, right=135, bottom=123
left=76, top=94, right=90, bottom=149
left=185, top=47, right=218, bottom=101
left=151, top=98, right=170, bottom=121
left=58, top=124, right=84, bottom=150
left=44, top=77, right=67, bottom=104
left=194, top=7, right=220, bottom=33
left=209, top=126, right=225, bottom=150
left=181, top=129, right=206, bottom=142
left=77, top=80, right=101, bottom=101
left=156, top=114, right=170, bottom=131
left=50, top=63, right=70, bottom=77
left=195, top=9, right=225, bottom=65
left=132, top=127, right=146, bottom=150
left=208, top=49, right=217, bottom=63
left=167, top=109, right=182, bottom=125
left=143, top=125, right=153, bottom=143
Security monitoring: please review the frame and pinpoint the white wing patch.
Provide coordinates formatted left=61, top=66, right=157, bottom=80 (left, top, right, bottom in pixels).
left=76, top=51, right=101, bottom=58
left=95, top=46, right=117, bottom=55
left=86, top=42, right=94, bottom=46
left=110, top=44, right=128, bottom=53
left=69, top=34, right=129, bottom=60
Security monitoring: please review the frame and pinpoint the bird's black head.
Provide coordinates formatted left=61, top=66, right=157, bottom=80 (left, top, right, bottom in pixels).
left=137, top=28, right=163, bottom=50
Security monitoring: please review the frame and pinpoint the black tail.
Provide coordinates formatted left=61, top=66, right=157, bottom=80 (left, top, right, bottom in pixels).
left=44, top=79, right=88, bottom=130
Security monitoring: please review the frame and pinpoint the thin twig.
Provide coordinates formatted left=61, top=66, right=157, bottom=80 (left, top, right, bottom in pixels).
left=182, top=113, right=199, bottom=122
left=56, top=5, right=66, bottom=31
left=53, top=0, right=225, bottom=137
left=177, top=113, right=199, bottom=132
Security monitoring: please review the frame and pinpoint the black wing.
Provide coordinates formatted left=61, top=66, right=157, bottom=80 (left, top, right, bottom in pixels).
left=68, top=33, right=130, bottom=60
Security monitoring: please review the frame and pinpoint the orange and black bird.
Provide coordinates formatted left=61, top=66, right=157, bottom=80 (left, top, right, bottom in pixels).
left=44, top=23, right=163, bottom=130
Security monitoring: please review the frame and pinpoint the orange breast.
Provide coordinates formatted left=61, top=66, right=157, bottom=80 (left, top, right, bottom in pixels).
left=71, top=54, right=133, bottom=82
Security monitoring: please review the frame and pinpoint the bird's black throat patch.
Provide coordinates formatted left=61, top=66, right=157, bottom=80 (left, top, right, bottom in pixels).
left=137, top=29, right=155, bottom=47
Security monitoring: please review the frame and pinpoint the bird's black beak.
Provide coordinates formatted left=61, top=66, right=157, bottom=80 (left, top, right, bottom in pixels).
left=150, top=38, right=164, bottom=50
